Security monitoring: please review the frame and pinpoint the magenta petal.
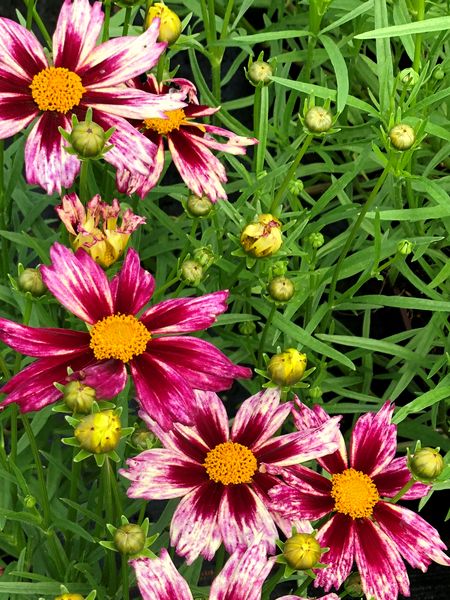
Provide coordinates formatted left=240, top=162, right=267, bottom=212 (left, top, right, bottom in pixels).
left=80, top=359, right=127, bottom=399
left=373, top=456, right=430, bottom=499
left=130, top=352, right=195, bottom=429
left=53, top=0, right=104, bottom=71
left=170, top=482, right=223, bottom=564
left=350, top=402, right=397, bottom=477
left=41, top=243, right=114, bottom=325
left=0, top=93, right=38, bottom=138
left=110, top=249, right=155, bottom=315
left=314, top=513, right=355, bottom=592
left=374, top=501, right=450, bottom=570
left=0, top=318, right=89, bottom=357
left=130, top=552, right=193, bottom=600
left=83, top=87, right=185, bottom=119
left=141, top=290, right=229, bottom=334
left=353, top=518, right=410, bottom=600
left=25, top=113, right=80, bottom=194
left=190, top=390, right=229, bottom=449
left=0, top=17, right=47, bottom=81
left=146, top=337, right=252, bottom=392
left=116, top=134, right=165, bottom=198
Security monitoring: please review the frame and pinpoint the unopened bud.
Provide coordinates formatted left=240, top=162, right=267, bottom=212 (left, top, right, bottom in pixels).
left=238, top=321, right=257, bottom=336
left=63, top=381, right=96, bottom=413
left=399, top=68, right=419, bottom=87
left=18, top=268, right=46, bottom=297
left=409, top=447, right=444, bottom=482
left=268, top=276, right=295, bottom=302
left=344, top=572, right=364, bottom=598
left=131, top=429, right=159, bottom=451
left=180, top=259, right=203, bottom=286
left=389, top=124, right=416, bottom=151
left=268, top=349, right=307, bottom=386
left=193, top=246, right=215, bottom=269
left=308, top=232, right=324, bottom=249
left=114, top=523, right=146, bottom=555
left=247, top=60, right=274, bottom=85
left=433, top=67, right=445, bottom=80
left=304, top=106, right=333, bottom=133
left=24, top=494, right=37, bottom=508
left=283, top=532, right=322, bottom=570
left=308, top=385, right=323, bottom=400
left=240, top=214, right=282, bottom=258
left=70, top=120, right=107, bottom=158
left=288, top=179, right=304, bottom=196
left=74, top=410, right=121, bottom=454
left=186, top=194, right=214, bottom=217
left=145, top=2, right=182, bottom=45
left=397, top=239, right=413, bottom=256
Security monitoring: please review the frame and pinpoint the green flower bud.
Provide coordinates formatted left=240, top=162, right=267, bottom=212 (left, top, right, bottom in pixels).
left=397, top=239, right=413, bottom=256
left=283, top=532, right=323, bottom=570
left=389, top=124, right=416, bottom=151
left=409, top=447, right=444, bottom=482
left=288, top=179, right=304, bottom=195
left=344, top=572, right=364, bottom=598
left=193, top=246, right=215, bottom=269
left=308, top=385, right=323, bottom=400
left=114, top=523, right=146, bottom=555
left=308, top=232, right=324, bottom=249
left=131, top=429, right=160, bottom=451
left=24, top=494, right=37, bottom=508
left=186, top=194, right=214, bottom=217
left=238, top=321, right=257, bottom=336
left=74, top=410, right=121, bottom=454
left=70, top=120, right=107, bottom=158
left=268, top=276, right=295, bottom=303
left=247, top=60, right=274, bottom=85
left=399, top=68, right=419, bottom=87
left=145, top=2, right=182, bottom=45
left=304, top=106, right=333, bottom=133
left=433, top=67, right=445, bottom=80
left=180, top=259, right=203, bottom=287
left=63, top=381, right=96, bottom=413
left=18, top=268, right=46, bottom=297
left=268, top=349, right=307, bottom=386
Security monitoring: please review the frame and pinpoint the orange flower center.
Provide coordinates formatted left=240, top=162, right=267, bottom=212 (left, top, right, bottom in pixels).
left=30, top=66, right=85, bottom=113
left=203, top=441, right=257, bottom=485
left=144, top=108, right=187, bottom=135
left=89, top=314, right=151, bottom=363
left=331, top=468, right=380, bottom=519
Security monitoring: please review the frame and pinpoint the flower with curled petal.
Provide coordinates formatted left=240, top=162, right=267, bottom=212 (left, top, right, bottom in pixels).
left=0, top=243, right=250, bottom=429
left=269, top=401, right=450, bottom=600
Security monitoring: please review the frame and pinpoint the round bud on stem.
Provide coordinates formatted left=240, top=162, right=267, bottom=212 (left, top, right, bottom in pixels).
left=63, top=381, right=96, bottom=413
left=145, top=2, right=182, bottom=45
left=268, top=276, right=295, bottom=302
left=288, top=179, right=304, bottom=196
left=74, top=410, right=121, bottom=454
left=344, top=572, right=364, bottom=598
left=247, top=61, right=274, bottom=85
left=308, top=232, right=324, bottom=249
left=70, top=120, right=107, bottom=158
left=18, top=268, right=46, bottom=297
left=238, top=321, right=257, bottom=336
left=268, top=349, right=307, bottom=386
left=389, top=124, right=416, bottom=151
left=409, top=447, right=444, bottom=482
left=304, top=106, right=333, bottom=133
left=397, top=239, right=413, bottom=256
left=186, top=194, right=214, bottom=217
left=180, top=259, right=203, bottom=287
left=114, top=523, right=146, bottom=555
left=283, top=532, right=322, bottom=570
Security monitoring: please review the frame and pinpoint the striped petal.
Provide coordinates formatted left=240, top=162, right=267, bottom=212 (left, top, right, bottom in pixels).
left=374, top=501, right=450, bottom=570
left=372, top=456, right=430, bottom=500
left=130, top=552, right=193, bottom=600
left=77, top=19, right=166, bottom=87
left=0, top=17, right=47, bottom=82
left=25, top=112, right=80, bottom=194
left=353, top=518, right=410, bottom=600
left=79, top=359, right=127, bottom=399
left=170, top=482, right=223, bottom=563
left=141, top=290, right=229, bottom=334
left=116, top=133, right=165, bottom=198
left=0, top=93, right=38, bottom=138
left=83, top=87, right=185, bottom=119
left=193, top=123, right=258, bottom=154
left=190, top=390, right=229, bottom=449
left=314, top=513, right=355, bottom=592
left=41, top=243, right=114, bottom=325
left=350, top=402, right=397, bottom=477
left=53, top=0, right=104, bottom=71
left=110, top=248, right=155, bottom=315
left=0, top=318, right=90, bottom=357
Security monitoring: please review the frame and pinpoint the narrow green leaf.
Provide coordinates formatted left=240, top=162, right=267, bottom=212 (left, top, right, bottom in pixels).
left=320, top=35, right=349, bottom=114
left=356, top=15, right=450, bottom=39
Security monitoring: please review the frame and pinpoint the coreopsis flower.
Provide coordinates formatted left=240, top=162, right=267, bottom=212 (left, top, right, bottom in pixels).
left=240, top=214, right=282, bottom=258
left=0, top=243, right=251, bottom=429
left=120, top=388, right=340, bottom=563
left=130, top=536, right=340, bottom=600
left=269, top=402, right=450, bottom=600
left=0, top=0, right=185, bottom=194
left=56, top=193, right=145, bottom=268
left=117, top=75, right=257, bottom=201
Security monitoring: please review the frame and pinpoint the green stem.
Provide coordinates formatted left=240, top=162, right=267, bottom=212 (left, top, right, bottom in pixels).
left=22, top=414, right=51, bottom=525
left=270, top=135, right=313, bottom=214
left=102, top=0, right=111, bottom=42
left=26, top=0, right=34, bottom=30
left=254, top=85, right=269, bottom=175
left=258, top=303, right=277, bottom=368
left=412, top=0, right=426, bottom=72
left=295, top=575, right=313, bottom=595
left=102, top=457, right=117, bottom=593
left=79, top=160, right=90, bottom=203
left=220, top=0, right=236, bottom=39
left=390, top=478, right=415, bottom=504
left=123, top=7, right=132, bottom=36
left=156, top=52, right=166, bottom=84
left=261, top=565, right=284, bottom=598
left=121, top=553, right=130, bottom=600
left=67, top=457, right=81, bottom=526
left=21, top=1, right=52, bottom=48
left=0, top=140, right=8, bottom=280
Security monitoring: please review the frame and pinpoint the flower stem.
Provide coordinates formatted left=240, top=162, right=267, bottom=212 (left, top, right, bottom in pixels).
left=122, top=553, right=130, bottom=600
left=412, top=0, right=426, bottom=72
left=254, top=85, right=269, bottom=175
left=390, top=478, right=415, bottom=504
left=102, top=0, right=111, bottom=42
left=261, top=565, right=284, bottom=598
left=269, top=135, right=313, bottom=215
left=123, top=7, right=132, bottom=36
left=258, top=303, right=277, bottom=368
left=79, top=160, right=90, bottom=203
left=26, top=0, right=33, bottom=30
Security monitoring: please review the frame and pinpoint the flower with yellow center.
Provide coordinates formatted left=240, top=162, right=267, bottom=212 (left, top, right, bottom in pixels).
left=30, top=67, right=85, bottom=113
left=89, top=314, right=151, bottom=363
left=144, top=108, right=188, bottom=136
left=203, top=441, right=258, bottom=485
left=331, top=468, right=380, bottom=519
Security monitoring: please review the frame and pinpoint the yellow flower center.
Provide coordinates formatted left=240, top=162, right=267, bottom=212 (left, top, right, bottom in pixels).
left=30, top=66, right=85, bottom=113
left=203, top=441, right=257, bottom=485
left=144, top=108, right=187, bottom=135
left=331, top=468, right=380, bottom=519
left=89, top=314, right=151, bottom=363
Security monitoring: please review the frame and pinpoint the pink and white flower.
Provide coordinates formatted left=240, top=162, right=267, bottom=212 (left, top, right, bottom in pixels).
left=120, top=388, right=340, bottom=564
left=131, top=536, right=340, bottom=600
left=269, top=401, right=450, bottom=600
left=0, top=243, right=251, bottom=428
left=117, top=75, right=258, bottom=201
left=0, top=0, right=185, bottom=194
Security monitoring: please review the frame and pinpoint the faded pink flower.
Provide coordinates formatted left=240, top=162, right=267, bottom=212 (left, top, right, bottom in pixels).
left=120, top=388, right=340, bottom=564
left=269, top=402, right=450, bottom=600
left=0, top=243, right=250, bottom=428
left=117, top=75, right=257, bottom=201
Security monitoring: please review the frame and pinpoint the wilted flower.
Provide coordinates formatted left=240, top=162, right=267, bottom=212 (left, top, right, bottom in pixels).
left=121, top=388, right=340, bottom=563
left=0, top=0, right=185, bottom=194
left=270, top=402, right=450, bottom=600
left=145, top=2, right=182, bottom=45
left=241, top=214, right=282, bottom=258
left=117, top=76, right=257, bottom=201
left=0, top=244, right=251, bottom=429
left=56, top=193, right=145, bottom=268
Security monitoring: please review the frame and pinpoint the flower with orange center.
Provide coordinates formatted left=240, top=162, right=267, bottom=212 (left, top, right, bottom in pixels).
left=0, top=243, right=251, bottom=429
left=0, top=0, right=186, bottom=194
left=270, top=401, right=450, bottom=600
left=120, top=388, right=341, bottom=564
